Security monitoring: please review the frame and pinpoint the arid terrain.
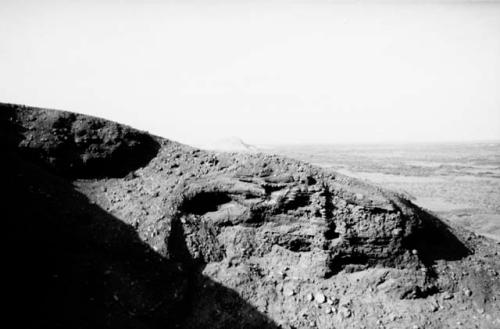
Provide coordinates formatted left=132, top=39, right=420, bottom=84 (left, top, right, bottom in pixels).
left=3, top=102, right=500, bottom=329
left=267, top=143, right=500, bottom=242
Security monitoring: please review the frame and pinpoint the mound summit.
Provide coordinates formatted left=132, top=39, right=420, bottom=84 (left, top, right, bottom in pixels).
left=2, top=102, right=499, bottom=329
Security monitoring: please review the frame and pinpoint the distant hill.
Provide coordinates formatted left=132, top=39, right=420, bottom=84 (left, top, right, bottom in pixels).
left=196, top=136, right=259, bottom=152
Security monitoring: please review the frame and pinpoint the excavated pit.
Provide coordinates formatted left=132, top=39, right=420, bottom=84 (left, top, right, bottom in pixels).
left=180, top=191, right=233, bottom=215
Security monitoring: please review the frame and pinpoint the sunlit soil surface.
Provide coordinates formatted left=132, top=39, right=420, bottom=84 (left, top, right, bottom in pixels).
left=267, top=142, right=500, bottom=241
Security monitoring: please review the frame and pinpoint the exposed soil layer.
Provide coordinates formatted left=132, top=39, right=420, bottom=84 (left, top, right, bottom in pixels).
left=3, top=103, right=500, bottom=329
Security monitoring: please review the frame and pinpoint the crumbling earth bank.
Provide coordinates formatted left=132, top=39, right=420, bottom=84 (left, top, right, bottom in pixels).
left=3, top=102, right=500, bottom=329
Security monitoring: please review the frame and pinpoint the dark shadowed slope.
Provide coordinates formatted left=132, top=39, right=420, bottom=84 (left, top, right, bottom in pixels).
left=4, top=139, right=278, bottom=329
left=3, top=103, right=278, bottom=329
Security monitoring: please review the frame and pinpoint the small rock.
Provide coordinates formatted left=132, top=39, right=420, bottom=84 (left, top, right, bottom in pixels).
left=442, top=291, right=453, bottom=300
left=463, top=288, right=472, bottom=297
left=411, top=249, right=418, bottom=255
left=314, top=292, right=326, bottom=304
left=325, top=307, right=332, bottom=314
left=306, top=293, right=314, bottom=301
left=284, top=287, right=295, bottom=297
left=392, top=228, right=403, bottom=236
left=339, top=306, right=351, bottom=318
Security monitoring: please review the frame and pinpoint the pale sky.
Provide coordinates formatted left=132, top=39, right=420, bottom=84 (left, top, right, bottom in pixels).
left=1, top=1, right=500, bottom=145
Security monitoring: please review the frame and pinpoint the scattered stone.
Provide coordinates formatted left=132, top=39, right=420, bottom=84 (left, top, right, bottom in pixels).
left=284, top=287, right=295, bottom=297
left=442, top=291, right=454, bottom=300
left=314, top=292, right=326, bottom=304
left=339, top=306, right=351, bottom=318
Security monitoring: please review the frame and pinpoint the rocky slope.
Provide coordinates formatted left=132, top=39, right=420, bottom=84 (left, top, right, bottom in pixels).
left=2, top=102, right=500, bottom=329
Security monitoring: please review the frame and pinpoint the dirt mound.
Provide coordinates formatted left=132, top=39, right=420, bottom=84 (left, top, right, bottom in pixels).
left=4, top=103, right=500, bottom=329
left=171, top=167, right=469, bottom=276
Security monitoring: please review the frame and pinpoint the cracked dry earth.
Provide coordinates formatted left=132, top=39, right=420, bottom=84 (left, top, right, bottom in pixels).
left=3, top=102, right=500, bottom=329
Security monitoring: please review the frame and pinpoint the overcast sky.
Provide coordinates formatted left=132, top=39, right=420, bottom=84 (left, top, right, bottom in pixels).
left=1, top=1, right=499, bottom=145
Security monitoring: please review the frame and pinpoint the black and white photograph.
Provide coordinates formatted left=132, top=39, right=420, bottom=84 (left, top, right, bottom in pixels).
left=2, top=0, right=500, bottom=328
